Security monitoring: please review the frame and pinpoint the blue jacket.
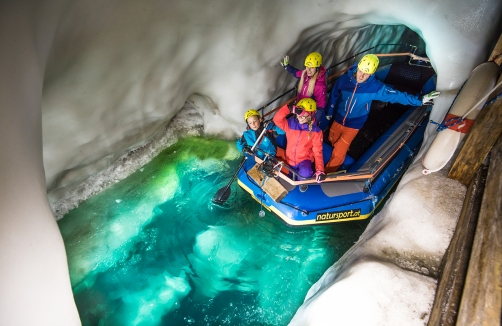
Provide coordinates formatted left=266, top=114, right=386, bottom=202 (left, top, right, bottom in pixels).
left=327, top=64, right=423, bottom=129
left=236, top=123, right=284, bottom=159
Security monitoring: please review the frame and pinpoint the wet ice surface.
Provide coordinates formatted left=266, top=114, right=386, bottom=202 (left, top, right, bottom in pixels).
left=58, top=137, right=371, bottom=326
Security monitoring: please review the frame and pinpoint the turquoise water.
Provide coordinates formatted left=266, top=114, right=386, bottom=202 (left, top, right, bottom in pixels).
left=58, top=137, right=370, bottom=326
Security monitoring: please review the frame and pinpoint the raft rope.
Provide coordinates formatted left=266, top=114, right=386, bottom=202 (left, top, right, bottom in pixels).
left=428, top=78, right=467, bottom=132
left=255, top=160, right=275, bottom=218
left=429, top=89, right=502, bottom=132
left=429, top=116, right=466, bottom=132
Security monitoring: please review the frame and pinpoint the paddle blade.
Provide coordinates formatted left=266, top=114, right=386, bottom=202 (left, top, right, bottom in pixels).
left=212, top=186, right=231, bottom=205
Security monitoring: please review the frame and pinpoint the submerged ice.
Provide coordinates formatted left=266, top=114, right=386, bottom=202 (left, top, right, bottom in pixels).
left=60, top=137, right=370, bottom=325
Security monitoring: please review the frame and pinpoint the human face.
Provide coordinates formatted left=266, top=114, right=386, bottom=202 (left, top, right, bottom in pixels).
left=356, top=69, right=371, bottom=83
left=294, top=106, right=312, bottom=124
left=305, top=66, right=317, bottom=77
left=297, top=114, right=311, bottom=124
left=246, top=115, right=261, bottom=131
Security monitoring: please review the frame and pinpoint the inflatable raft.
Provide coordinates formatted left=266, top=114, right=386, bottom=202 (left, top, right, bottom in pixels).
left=237, top=56, right=437, bottom=226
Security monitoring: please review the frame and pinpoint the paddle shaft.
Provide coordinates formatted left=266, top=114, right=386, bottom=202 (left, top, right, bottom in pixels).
left=212, top=124, right=269, bottom=203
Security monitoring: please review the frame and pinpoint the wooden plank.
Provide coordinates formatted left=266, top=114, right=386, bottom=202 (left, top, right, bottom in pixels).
left=447, top=74, right=502, bottom=185
left=488, top=33, right=502, bottom=66
left=427, top=157, right=489, bottom=326
left=247, top=164, right=288, bottom=202
left=456, top=135, right=502, bottom=326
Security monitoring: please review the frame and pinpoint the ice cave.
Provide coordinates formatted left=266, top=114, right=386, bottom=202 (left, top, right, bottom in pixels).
left=0, top=0, right=501, bottom=325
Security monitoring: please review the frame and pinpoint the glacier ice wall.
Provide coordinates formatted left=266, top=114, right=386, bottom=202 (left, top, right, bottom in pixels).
left=0, top=0, right=501, bottom=325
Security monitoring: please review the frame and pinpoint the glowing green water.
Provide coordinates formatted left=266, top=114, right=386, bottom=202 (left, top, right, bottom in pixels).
left=58, top=137, right=370, bottom=326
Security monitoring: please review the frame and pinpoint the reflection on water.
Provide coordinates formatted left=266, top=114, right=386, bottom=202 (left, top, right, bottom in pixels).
left=58, top=137, right=369, bottom=326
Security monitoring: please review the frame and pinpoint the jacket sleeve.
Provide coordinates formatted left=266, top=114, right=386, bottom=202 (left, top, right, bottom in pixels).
left=327, top=79, right=341, bottom=116
left=272, top=124, right=285, bottom=135
left=236, top=133, right=247, bottom=153
left=374, top=85, right=422, bottom=106
left=273, top=105, right=291, bottom=132
left=285, top=65, right=302, bottom=79
left=312, top=131, right=325, bottom=173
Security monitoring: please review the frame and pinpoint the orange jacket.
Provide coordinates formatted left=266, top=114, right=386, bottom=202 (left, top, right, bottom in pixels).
left=273, top=105, right=324, bottom=173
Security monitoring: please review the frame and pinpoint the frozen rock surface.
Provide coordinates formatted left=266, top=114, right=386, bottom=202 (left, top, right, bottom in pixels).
left=50, top=104, right=203, bottom=219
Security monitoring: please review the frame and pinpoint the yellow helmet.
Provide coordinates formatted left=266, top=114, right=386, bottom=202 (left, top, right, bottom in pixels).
left=358, top=54, right=379, bottom=74
left=244, top=109, right=261, bottom=122
left=296, top=98, right=317, bottom=112
left=304, top=52, right=322, bottom=68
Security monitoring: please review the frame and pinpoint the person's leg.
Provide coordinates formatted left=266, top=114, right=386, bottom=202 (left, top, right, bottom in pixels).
left=328, top=121, right=343, bottom=144
left=325, top=124, right=359, bottom=173
left=274, top=148, right=290, bottom=175
left=275, top=147, right=286, bottom=162
left=296, top=160, right=314, bottom=179
left=288, top=160, right=313, bottom=180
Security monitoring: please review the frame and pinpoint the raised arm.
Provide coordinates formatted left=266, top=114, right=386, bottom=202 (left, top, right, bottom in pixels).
left=285, top=64, right=302, bottom=79
left=374, top=84, right=422, bottom=106
left=273, top=104, right=291, bottom=132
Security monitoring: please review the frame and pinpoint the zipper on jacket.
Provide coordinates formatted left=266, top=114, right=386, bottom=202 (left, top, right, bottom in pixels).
left=293, top=129, right=302, bottom=166
left=343, top=83, right=359, bottom=125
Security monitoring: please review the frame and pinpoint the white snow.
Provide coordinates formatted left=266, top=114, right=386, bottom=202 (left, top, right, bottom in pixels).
left=0, top=0, right=501, bottom=325
left=289, top=161, right=466, bottom=325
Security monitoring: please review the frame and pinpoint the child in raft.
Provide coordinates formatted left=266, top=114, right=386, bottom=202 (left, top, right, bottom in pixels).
left=236, top=109, right=284, bottom=160
left=272, top=98, right=326, bottom=183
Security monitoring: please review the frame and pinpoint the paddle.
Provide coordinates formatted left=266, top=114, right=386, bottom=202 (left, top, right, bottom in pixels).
left=212, top=123, right=270, bottom=205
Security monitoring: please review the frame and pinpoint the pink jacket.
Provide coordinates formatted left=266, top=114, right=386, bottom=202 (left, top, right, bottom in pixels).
left=285, top=65, right=327, bottom=110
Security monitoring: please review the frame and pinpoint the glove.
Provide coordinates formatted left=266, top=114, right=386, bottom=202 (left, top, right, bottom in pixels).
left=422, top=91, right=440, bottom=105
left=280, top=55, right=289, bottom=68
left=315, top=171, right=326, bottom=183
left=287, top=101, right=295, bottom=112
left=242, top=146, right=253, bottom=156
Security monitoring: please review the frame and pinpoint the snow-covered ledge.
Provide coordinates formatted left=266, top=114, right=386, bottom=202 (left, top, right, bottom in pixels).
left=50, top=105, right=203, bottom=220
left=289, top=161, right=466, bottom=325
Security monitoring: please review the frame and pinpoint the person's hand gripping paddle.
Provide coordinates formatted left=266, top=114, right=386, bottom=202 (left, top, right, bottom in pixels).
left=211, top=123, right=270, bottom=205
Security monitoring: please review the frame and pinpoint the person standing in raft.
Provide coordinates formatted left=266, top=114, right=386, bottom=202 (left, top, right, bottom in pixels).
left=273, top=98, right=326, bottom=183
left=324, top=54, right=440, bottom=173
left=280, top=52, right=327, bottom=124
left=236, top=109, right=284, bottom=160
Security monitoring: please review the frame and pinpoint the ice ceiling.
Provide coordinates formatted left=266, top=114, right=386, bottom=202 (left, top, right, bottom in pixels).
left=0, top=0, right=501, bottom=325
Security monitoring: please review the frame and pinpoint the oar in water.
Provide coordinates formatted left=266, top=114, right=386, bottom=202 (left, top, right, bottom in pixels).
left=212, top=123, right=270, bottom=205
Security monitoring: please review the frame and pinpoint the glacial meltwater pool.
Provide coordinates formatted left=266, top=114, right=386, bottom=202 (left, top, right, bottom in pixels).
left=58, top=137, right=370, bottom=326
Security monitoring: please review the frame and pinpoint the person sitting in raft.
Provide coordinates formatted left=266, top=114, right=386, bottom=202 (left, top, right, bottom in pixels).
left=280, top=52, right=327, bottom=124
left=324, top=54, right=440, bottom=173
left=236, top=109, right=284, bottom=160
left=273, top=98, right=326, bottom=183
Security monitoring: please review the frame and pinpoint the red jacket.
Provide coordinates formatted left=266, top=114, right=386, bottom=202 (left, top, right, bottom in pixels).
left=273, top=105, right=324, bottom=173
